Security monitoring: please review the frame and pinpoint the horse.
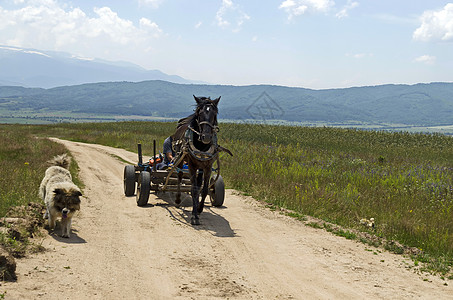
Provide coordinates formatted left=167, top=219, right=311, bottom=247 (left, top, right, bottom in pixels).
left=172, top=95, right=221, bottom=225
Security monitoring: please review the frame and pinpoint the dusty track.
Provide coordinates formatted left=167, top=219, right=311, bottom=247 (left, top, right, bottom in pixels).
left=3, top=139, right=452, bottom=299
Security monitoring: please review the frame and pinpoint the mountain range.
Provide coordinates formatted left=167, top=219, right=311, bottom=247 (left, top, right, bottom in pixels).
left=0, top=45, right=200, bottom=88
left=0, top=45, right=452, bottom=129
left=0, top=80, right=452, bottom=127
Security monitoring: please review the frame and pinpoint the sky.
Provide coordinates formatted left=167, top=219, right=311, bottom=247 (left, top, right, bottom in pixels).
left=0, top=0, right=452, bottom=89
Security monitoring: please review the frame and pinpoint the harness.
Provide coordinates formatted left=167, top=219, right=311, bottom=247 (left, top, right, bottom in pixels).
left=162, top=96, right=232, bottom=192
left=168, top=99, right=233, bottom=172
left=164, top=128, right=218, bottom=191
left=185, top=128, right=218, bottom=162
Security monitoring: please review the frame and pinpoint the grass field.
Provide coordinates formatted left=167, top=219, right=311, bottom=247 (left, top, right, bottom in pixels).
left=1, top=121, right=452, bottom=275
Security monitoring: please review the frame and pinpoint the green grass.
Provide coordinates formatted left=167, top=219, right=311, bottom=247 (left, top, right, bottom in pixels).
left=220, top=124, right=453, bottom=257
left=0, top=121, right=452, bottom=275
left=0, top=125, right=69, bottom=216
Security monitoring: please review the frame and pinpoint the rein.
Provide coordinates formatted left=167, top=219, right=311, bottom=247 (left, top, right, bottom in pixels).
left=187, top=125, right=201, bottom=136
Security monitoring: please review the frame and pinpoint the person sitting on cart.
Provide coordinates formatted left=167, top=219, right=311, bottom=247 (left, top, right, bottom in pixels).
left=156, top=136, right=175, bottom=170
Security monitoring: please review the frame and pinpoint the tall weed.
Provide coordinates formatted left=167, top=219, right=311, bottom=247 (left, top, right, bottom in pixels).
left=0, top=125, right=68, bottom=216
left=219, top=124, right=453, bottom=259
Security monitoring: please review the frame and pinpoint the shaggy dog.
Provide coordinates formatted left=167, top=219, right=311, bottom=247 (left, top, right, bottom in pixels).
left=39, top=154, right=81, bottom=238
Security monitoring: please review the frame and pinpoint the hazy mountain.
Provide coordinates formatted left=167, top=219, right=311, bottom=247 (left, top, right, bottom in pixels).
left=0, top=45, right=200, bottom=88
left=0, top=80, right=452, bottom=126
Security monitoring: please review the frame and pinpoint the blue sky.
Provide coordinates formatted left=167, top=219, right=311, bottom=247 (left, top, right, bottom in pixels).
left=0, top=0, right=452, bottom=89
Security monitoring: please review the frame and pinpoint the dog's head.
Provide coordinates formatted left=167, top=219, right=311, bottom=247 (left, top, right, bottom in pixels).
left=53, top=187, right=82, bottom=217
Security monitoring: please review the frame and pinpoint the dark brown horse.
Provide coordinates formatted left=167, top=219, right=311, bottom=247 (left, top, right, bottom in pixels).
left=172, top=95, right=221, bottom=225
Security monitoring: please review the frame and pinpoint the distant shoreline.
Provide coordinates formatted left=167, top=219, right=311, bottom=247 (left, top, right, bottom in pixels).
left=1, top=114, right=451, bottom=136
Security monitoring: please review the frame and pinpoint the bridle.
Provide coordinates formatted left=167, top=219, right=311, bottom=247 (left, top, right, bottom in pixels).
left=188, top=104, right=219, bottom=139
left=198, top=121, right=219, bottom=132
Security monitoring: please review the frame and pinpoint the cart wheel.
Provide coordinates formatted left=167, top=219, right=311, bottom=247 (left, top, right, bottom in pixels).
left=136, top=171, right=150, bottom=206
left=210, top=175, right=225, bottom=207
left=124, top=165, right=136, bottom=196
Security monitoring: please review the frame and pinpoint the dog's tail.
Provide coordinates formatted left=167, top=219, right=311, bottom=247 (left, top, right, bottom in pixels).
left=48, top=154, right=71, bottom=169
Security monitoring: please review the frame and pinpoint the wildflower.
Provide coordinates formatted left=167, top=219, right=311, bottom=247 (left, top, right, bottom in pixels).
left=360, top=217, right=375, bottom=229
left=24, top=162, right=29, bottom=165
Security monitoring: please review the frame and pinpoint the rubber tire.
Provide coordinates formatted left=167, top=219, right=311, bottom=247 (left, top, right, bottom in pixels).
left=136, top=171, right=151, bottom=206
left=124, top=165, right=136, bottom=196
left=211, top=175, right=225, bottom=207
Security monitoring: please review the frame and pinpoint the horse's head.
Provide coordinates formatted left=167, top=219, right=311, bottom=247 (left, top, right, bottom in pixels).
left=194, top=95, right=220, bottom=144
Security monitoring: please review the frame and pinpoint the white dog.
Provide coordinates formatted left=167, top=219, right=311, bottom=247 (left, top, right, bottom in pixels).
left=39, top=154, right=81, bottom=238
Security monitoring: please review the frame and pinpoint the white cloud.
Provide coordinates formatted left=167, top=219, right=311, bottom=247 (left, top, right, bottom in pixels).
left=336, top=0, right=359, bottom=19
left=279, top=0, right=334, bottom=20
left=413, top=3, right=453, bottom=42
left=195, top=21, right=202, bottom=29
left=139, top=17, right=162, bottom=38
left=414, top=55, right=436, bottom=65
left=0, top=0, right=162, bottom=62
left=216, top=0, right=250, bottom=32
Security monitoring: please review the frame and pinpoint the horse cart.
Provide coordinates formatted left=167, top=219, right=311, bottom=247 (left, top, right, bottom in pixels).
left=123, top=140, right=225, bottom=208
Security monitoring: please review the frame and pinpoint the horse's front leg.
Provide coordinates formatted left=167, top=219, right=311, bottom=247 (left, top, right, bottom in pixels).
left=190, top=167, right=201, bottom=225
left=175, top=170, right=183, bottom=207
left=198, top=168, right=212, bottom=213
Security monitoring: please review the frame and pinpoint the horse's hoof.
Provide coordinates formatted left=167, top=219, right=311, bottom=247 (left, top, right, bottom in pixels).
left=175, top=197, right=181, bottom=207
left=191, top=217, right=200, bottom=226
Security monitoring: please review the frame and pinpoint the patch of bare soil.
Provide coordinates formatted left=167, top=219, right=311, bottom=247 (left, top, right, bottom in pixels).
left=1, top=202, right=46, bottom=281
left=2, top=138, right=453, bottom=299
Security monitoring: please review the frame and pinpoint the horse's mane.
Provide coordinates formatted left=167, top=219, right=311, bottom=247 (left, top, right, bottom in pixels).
left=172, top=113, right=195, bottom=141
left=171, top=97, right=219, bottom=142
left=177, top=113, right=195, bottom=129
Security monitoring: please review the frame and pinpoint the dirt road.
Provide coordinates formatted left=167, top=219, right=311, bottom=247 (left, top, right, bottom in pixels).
left=3, top=138, right=452, bottom=299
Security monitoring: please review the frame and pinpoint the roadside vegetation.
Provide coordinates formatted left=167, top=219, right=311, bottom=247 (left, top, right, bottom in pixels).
left=0, top=125, right=69, bottom=216
left=0, top=121, right=452, bottom=277
left=0, top=124, right=80, bottom=261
